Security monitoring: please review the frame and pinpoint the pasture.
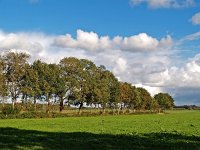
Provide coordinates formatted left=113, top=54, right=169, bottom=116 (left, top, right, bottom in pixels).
left=0, top=110, right=200, bottom=149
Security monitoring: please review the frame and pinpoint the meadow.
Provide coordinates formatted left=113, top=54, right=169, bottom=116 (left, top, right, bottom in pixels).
left=0, top=110, right=200, bottom=150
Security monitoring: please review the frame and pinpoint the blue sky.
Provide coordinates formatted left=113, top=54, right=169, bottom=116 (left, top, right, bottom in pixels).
left=0, top=0, right=200, bottom=105
left=0, top=0, right=199, bottom=37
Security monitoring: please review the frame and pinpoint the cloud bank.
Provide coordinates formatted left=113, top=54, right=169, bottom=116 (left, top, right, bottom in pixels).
left=0, top=29, right=200, bottom=105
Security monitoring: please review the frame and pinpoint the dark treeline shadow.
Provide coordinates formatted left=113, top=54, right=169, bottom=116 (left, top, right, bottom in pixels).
left=0, top=127, right=199, bottom=150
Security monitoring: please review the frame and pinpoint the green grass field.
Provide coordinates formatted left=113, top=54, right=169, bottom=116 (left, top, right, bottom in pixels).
left=0, top=110, right=200, bottom=150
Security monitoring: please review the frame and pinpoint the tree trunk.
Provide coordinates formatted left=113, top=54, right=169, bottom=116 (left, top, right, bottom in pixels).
left=47, top=101, right=50, bottom=114
left=102, top=104, right=106, bottom=114
left=117, top=104, right=121, bottom=115
left=34, top=96, right=37, bottom=111
left=25, top=94, right=28, bottom=110
left=120, top=103, right=123, bottom=110
left=95, top=104, right=98, bottom=112
left=42, top=102, right=45, bottom=111
left=12, top=97, right=16, bottom=109
left=2, top=97, right=5, bottom=108
left=59, top=98, right=64, bottom=112
left=12, top=101, right=14, bottom=109
left=46, top=95, right=50, bottom=114
left=78, top=102, right=83, bottom=115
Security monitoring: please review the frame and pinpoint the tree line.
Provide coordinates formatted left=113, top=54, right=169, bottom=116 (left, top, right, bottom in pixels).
left=0, top=52, right=174, bottom=114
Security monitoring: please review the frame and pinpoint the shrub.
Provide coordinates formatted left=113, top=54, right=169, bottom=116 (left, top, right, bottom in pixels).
left=13, top=106, right=21, bottom=114
left=0, top=114, right=6, bottom=119
left=2, top=106, right=21, bottom=116
left=19, top=112, right=36, bottom=118
left=2, top=106, right=13, bottom=115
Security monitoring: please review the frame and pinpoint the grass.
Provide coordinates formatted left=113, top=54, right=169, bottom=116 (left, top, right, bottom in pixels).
left=0, top=110, right=200, bottom=149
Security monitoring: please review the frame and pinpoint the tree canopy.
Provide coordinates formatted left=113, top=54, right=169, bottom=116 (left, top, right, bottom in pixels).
left=154, top=93, right=174, bottom=109
left=0, top=51, right=174, bottom=112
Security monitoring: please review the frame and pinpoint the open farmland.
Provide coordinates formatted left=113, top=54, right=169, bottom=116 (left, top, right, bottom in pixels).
left=0, top=110, right=200, bottom=150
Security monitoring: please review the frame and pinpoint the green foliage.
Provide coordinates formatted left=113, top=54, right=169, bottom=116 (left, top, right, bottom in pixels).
left=2, top=105, right=21, bottom=115
left=119, top=82, right=135, bottom=107
left=136, top=87, right=154, bottom=110
left=0, top=52, right=174, bottom=113
left=20, top=64, right=40, bottom=101
left=0, top=57, right=8, bottom=102
left=154, top=93, right=174, bottom=109
left=2, top=52, right=30, bottom=108
left=0, top=114, right=6, bottom=119
left=59, top=57, right=120, bottom=111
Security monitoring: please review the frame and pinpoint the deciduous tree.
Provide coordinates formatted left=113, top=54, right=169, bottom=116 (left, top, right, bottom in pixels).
left=3, top=52, right=29, bottom=109
left=154, top=93, right=174, bottom=110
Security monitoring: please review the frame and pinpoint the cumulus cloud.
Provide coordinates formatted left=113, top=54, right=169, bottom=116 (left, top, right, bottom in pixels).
left=166, top=54, right=200, bottom=88
left=113, top=58, right=127, bottom=74
left=135, top=83, right=163, bottom=96
left=54, top=30, right=173, bottom=52
left=54, top=30, right=113, bottom=51
left=130, top=0, right=195, bottom=9
left=0, top=29, right=200, bottom=105
left=191, top=12, right=200, bottom=25
left=0, top=30, right=54, bottom=62
left=121, top=33, right=159, bottom=51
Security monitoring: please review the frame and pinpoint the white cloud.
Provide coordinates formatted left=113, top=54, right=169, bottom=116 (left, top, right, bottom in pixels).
left=1, top=29, right=200, bottom=105
left=0, top=30, right=54, bottom=62
left=135, top=83, right=163, bottom=96
left=54, top=30, right=173, bottom=52
left=54, top=30, right=113, bottom=51
left=191, top=12, right=200, bottom=25
left=168, top=54, right=200, bottom=88
left=113, top=57, right=127, bottom=74
left=120, top=33, right=159, bottom=51
left=181, top=31, right=200, bottom=41
left=130, top=0, right=195, bottom=9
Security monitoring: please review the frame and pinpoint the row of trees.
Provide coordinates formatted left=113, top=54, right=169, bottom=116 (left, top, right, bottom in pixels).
left=0, top=52, right=174, bottom=113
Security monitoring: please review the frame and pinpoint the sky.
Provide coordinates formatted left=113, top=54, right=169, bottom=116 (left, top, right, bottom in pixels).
left=0, top=0, right=200, bottom=105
